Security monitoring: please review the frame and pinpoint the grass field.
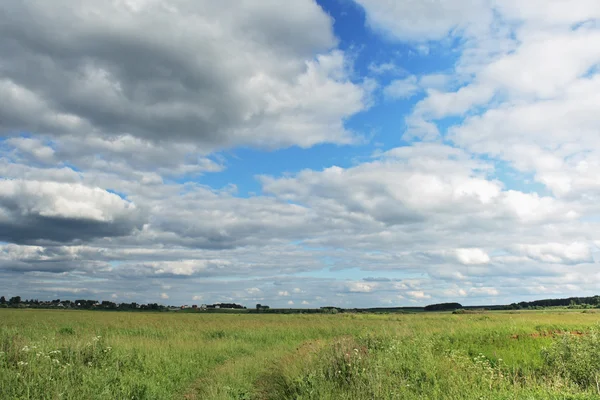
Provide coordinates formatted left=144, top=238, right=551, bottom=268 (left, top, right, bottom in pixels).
left=1, top=309, right=600, bottom=399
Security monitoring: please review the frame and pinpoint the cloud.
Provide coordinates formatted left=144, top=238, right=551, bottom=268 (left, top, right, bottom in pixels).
left=345, top=282, right=377, bottom=293
left=368, top=61, right=405, bottom=75
left=353, top=0, right=492, bottom=42
left=2, top=0, right=600, bottom=309
left=469, top=287, right=499, bottom=297
left=383, top=76, right=420, bottom=99
left=455, top=248, right=490, bottom=265
left=160, top=293, right=169, bottom=300
left=406, top=291, right=431, bottom=300
left=512, top=242, right=593, bottom=265
left=0, top=179, right=143, bottom=244
left=0, top=1, right=371, bottom=151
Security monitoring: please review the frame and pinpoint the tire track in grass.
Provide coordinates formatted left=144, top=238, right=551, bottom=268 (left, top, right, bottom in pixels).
left=180, top=339, right=329, bottom=400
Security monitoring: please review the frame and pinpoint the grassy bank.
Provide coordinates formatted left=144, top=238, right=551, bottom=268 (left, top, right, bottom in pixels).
left=1, top=309, right=599, bottom=399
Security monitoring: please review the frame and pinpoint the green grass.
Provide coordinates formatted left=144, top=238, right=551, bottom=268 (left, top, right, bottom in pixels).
left=1, top=309, right=600, bottom=399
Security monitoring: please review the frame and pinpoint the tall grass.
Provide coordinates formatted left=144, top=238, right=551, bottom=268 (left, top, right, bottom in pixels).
left=1, top=309, right=600, bottom=399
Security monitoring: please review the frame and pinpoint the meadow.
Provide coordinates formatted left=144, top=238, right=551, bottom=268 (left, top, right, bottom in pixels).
left=1, top=309, right=600, bottom=399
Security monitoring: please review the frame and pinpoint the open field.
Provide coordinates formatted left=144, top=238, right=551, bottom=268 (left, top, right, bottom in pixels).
left=1, top=309, right=600, bottom=399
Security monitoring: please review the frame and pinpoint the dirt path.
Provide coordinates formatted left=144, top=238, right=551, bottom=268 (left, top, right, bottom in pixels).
left=180, top=339, right=328, bottom=400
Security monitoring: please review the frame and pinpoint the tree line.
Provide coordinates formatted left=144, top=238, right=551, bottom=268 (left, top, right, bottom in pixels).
left=0, top=296, right=166, bottom=311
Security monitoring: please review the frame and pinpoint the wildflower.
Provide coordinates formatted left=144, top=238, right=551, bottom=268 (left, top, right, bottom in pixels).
left=21, top=346, right=30, bottom=352
left=17, top=361, right=28, bottom=366
left=52, top=359, right=60, bottom=365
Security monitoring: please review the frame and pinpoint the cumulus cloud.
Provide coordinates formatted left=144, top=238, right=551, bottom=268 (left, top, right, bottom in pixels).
left=406, top=291, right=431, bottom=300
left=456, top=248, right=490, bottom=265
left=0, top=179, right=143, bottom=243
left=346, top=282, right=377, bottom=293
left=383, top=76, right=420, bottom=99
left=353, top=0, right=493, bottom=42
left=0, top=0, right=371, bottom=151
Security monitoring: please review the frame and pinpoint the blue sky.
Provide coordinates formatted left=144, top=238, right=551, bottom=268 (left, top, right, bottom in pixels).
left=2, top=0, right=600, bottom=307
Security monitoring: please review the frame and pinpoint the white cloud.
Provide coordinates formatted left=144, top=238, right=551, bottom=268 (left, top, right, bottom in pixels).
left=406, top=291, right=431, bottom=300
left=245, top=288, right=262, bottom=295
left=353, top=0, right=492, bottom=42
left=384, top=76, right=420, bottom=99
left=469, top=287, right=499, bottom=297
left=419, top=74, right=452, bottom=91
left=513, top=242, right=593, bottom=265
left=278, top=291, right=290, bottom=296
left=160, top=293, right=169, bottom=300
left=368, top=61, right=404, bottom=75
left=192, top=295, right=204, bottom=301
left=346, top=282, right=377, bottom=293
left=455, top=248, right=490, bottom=265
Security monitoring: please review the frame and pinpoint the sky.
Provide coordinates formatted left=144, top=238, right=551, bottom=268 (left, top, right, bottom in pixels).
left=1, top=0, right=600, bottom=308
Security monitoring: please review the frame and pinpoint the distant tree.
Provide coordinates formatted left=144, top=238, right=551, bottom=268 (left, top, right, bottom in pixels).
left=9, top=296, right=21, bottom=305
left=101, top=301, right=117, bottom=309
left=0, top=296, right=5, bottom=304
left=424, top=302, right=462, bottom=312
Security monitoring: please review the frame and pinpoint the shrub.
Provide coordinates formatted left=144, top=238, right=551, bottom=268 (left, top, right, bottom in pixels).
left=542, top=328, right=600, bottom=390
left=58, top=326, right=75, bottom=335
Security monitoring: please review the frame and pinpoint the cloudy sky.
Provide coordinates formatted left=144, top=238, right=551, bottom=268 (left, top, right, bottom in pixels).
left=2, top=0, right=600, bottom=308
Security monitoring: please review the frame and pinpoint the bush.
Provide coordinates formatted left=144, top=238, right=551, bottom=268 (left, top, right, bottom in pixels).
left=58, top=326, right=75, bottom=335
left=542, top=328, right=600, bottom=389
